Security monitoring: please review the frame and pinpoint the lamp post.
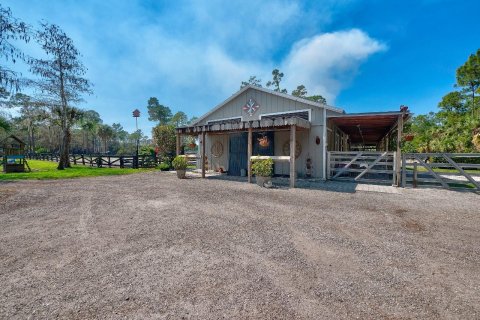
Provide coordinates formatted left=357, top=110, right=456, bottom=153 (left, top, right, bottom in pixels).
left=132, top=109, right=140, bottom=168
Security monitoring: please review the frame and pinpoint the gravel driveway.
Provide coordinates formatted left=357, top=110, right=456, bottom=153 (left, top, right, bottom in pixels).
left=1, top=172, right=479, bottom=319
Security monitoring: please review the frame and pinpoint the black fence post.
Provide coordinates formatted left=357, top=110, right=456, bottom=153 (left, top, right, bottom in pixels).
left=120, top=156, right=124, bottom=168
left=133, top=155, right=138, bottom=169
left=81, top=154, right=85, bottom=165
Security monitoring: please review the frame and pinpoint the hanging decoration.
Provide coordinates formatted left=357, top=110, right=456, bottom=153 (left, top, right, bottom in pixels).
left=282, top=140, right=302, bottom=159
left=315, top=136, right=321, bottom=145
left=258, top=133, right=270, bottom=147
left=242, top=98, right=260, bottom=116
left=211, top=141, right=224, bottom=158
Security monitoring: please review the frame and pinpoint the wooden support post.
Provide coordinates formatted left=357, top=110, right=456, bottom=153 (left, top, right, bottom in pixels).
left=176, top=132, right=181, bottom=156
left=413, top=162, right=418, bottom=188
left=247, top=125, right=253, bottom=183
left=81, top=154, right=85, bottom=165
left=290, top=125, right=296, bottom=188
left=201, top=131, right=206, bottom=178
left=395, top=114, right=404, bottom=186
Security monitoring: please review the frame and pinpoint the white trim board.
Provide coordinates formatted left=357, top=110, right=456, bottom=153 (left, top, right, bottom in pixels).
left=259, top=109, right=311, bottom=122
left=206, top=116, right=242, bottom=124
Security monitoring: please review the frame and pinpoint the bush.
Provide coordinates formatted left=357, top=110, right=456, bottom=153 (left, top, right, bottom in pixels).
left=158, top=162, right=170, bottom=171
left=172, top=155, right=188, bottom=170
left=252, top=157, right=273, bottom=177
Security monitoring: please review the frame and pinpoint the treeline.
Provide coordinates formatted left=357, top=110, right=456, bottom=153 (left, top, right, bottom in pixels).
left=0, top=5, right=158, bottom=161
left=149, top=97, right=197, bottom=166
left=0, top=5, right=94, bottom=169
left=241, top=69, right=327, bottom=104
left=404, top=50, right=480, bottom=153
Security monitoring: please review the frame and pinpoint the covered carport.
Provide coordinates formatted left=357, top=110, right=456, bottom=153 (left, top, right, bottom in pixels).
left=327, top=108, right=410, bottom=186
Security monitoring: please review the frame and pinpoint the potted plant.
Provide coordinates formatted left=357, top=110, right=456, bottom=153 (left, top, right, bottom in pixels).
left=252, top=157, right=274, bottom=187
left=172, top=155, right=188, bottom=179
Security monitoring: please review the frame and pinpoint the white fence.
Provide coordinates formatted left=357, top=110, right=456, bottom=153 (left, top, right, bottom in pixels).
left=328, top=151, right=396, bottom=185
left=402, top=153, right=480, bottom=191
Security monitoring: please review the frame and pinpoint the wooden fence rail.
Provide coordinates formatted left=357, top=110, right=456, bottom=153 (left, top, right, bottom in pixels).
left=327, top=151, right=396, bottom=185
left=402, top=153, right=480, bottom=191
left=27, top=153, right=158, bottom=169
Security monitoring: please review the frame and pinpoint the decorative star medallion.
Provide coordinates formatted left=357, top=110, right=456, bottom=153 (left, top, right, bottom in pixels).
left=242, top=98, right=260, bottom=116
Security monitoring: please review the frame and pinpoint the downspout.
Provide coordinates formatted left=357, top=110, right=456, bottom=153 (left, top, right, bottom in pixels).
left=322, top=108, right=327, bottom=180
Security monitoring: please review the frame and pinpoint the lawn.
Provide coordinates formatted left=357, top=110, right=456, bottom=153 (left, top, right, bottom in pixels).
left=405, top=165, right=479, bottom=174
left=0, top=160, right=155, bottom=180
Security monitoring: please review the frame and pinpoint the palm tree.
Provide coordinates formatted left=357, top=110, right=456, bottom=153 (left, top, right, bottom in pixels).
left=97, top=124, right=114, bottom=154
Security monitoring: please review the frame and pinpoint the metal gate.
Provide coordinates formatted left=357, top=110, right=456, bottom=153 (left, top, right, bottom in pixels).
left=402, top=153, right=480, bottom=191
left=328, top=151, right=396, bottom=184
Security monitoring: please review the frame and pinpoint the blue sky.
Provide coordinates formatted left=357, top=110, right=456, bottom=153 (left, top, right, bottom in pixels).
left=3, top=0, right=480, bottom=134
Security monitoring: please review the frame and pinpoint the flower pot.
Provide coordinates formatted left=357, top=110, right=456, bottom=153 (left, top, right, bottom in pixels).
left=176, top=169, right=186, bottom=179
left=256, top=175, right=271, bottom=187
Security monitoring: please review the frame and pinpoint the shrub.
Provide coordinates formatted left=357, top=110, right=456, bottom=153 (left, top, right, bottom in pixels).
left=158, top=162, right=170, bottom=171
left=251, top=157, right=273, bottom=177
left=172, top=155, right=188, bottom=170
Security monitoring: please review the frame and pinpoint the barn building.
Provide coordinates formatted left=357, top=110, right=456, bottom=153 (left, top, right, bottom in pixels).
left=176, top=85, right=409, bottom=187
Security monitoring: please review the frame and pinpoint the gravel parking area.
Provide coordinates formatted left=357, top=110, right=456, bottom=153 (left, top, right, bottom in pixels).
left=1, top=172, right=479, bottom=319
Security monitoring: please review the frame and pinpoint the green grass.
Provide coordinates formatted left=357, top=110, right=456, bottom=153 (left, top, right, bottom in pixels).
left=406, top=166, right=479, bottom=174
left=0, top=160, right=155, bottom=181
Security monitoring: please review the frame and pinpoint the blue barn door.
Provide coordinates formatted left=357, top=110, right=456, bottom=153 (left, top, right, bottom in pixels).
left=228, top=133, right=248, bottom=176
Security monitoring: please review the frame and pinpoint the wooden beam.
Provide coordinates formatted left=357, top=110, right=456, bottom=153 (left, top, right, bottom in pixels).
left=176, top=133, right=181, bottom=156
left=395, top=114, right=403, bottom=186
left=290, top=125, right=296, bottom=188
left=201, top=131, right=206, bottom=178
left=247, top=126, right=252, bottom=183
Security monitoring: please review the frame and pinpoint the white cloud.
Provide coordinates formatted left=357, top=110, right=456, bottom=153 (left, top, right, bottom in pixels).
left=282, top=29, right=387, bottom=103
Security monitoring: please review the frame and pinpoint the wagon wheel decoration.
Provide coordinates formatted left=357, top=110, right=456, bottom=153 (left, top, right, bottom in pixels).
left=211, top=141, right=224, bottom=158
left=282, top=140, right=302, bottom=159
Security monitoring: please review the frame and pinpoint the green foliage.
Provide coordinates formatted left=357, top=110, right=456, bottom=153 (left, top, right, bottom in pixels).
left=473, top=133, right=480, bottom=151
left=266, top=69, right=288, bottom=94
left=170, top=111, right=188, bottom=126
left=0, top=160, right=154, bottom=180
left=292, top=85, right=307, bottom=98
left=456, top=49, right=480, bottom=115
left=0, top=114, right=10, bottom=131
left=306, top=95, right=327, bottom=104
left=147, top=97, right=172, bottom=124
left=404, top=49, right=480, bottom=154
left=172, top=155, right=188, bottom=170
left=152, top=124, right=176, bottom=161
left=0, top=4, right=31, bottom=92
left=240, top=76, right=262, bottom=89
left=139, top=146, right=155, bottom=156
left=158, top=162, right=170, bottom=171
left=251, top=158, right=274, bottom=177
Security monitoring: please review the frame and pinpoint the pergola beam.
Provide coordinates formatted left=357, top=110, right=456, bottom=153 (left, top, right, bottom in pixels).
left=247, top=126, right=252, bottom=183
left=201, top=131, right=206, bottom=178
left=290, top=125, right=296, bottom=188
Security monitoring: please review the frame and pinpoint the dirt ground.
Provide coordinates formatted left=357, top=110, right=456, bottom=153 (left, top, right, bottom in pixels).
left=0, top=172, right=479, bottom=319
